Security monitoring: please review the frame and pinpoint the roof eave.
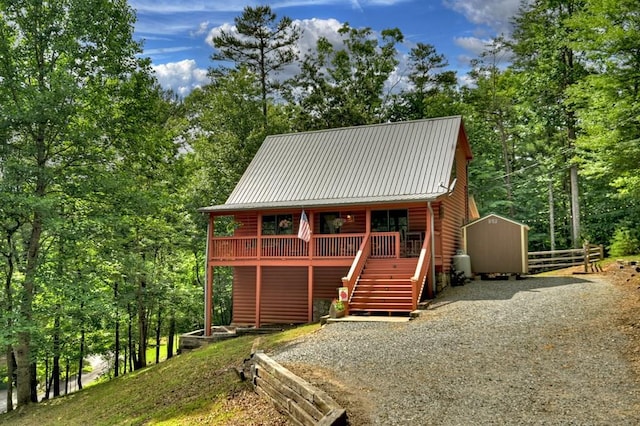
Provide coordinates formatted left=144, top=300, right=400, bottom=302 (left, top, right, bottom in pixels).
left=198, top=193, right=447, bottom=214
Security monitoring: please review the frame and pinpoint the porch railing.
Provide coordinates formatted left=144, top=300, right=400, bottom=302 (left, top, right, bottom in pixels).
left=209, top=232, right=404, bottom=261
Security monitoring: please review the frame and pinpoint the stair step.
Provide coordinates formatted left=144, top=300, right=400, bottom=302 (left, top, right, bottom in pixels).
left=355, top=286, right=412, bottom=292
left=349, top=303, right=413, bottom=311
left=352, top=298, right=411, bottom=303
left=358, top=278, right=412, bottom=283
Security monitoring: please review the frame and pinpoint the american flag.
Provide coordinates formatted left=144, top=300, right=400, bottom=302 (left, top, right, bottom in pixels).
left=297, top=210, right=311, bottom=243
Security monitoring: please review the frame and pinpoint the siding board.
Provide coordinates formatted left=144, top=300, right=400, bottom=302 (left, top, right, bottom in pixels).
left=232, top=267, right=256, bottom=325
left=261, top=267, right=308, bottom=325
left=313, top=267, right=350, bottom=299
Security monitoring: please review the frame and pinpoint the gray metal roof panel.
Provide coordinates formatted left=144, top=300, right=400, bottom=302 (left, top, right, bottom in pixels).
left=200, top=116, right=464, bottom=212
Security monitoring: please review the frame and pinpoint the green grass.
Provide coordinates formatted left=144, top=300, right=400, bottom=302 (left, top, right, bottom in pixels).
left=0, top=324, right=320, bottom=425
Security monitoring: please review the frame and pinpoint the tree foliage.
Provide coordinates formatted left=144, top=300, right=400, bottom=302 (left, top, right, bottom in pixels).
left=285, top=24, right=403, bottom=130
left=210, top=5, right=301, bottom=123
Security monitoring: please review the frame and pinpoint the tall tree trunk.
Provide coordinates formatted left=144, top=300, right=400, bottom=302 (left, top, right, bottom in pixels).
left=43, top=358, right=49, bottom=400
left=52, top=314, right=61, bottom=397
left=64, top=360, right=69, bottom=395
left=155, top=305, right=162, bottom=364
left=77, top=328, right=85, bottom=390
left=29, top=362, right=37, bottom=403
left=497, top=119, right=514, bottom=217
left=569, top=165, right=580, bottom=248
left=136, top=277, right=148, bottom=370
left=5, top=346, right=14, bottom=412
left=114, top=280, right=119, bottom=377
left=122, top=342, right=127, bottom=375
left=4, top=230, right=16, bottom=411
left=128, top=307, right=134, bottom=372
left=16, top=214, right=44, bottom=406
left=167, top=316, right=176, bottom=359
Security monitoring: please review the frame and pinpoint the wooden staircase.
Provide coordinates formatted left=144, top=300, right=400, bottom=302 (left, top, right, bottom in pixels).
left=349, top=258, right=419, bottom=315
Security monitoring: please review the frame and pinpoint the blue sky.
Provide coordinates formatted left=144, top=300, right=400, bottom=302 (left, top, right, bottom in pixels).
left=129, top=0, right=524, bottom=96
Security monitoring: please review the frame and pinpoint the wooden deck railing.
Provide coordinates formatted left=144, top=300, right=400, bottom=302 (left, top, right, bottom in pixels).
left=209, top=233, right=397, bottom=261
left=370, top=232, right=401, bottom=258
left=314, top=234, right=364, bottom=258
left=410, top=227, right=432, bottom=309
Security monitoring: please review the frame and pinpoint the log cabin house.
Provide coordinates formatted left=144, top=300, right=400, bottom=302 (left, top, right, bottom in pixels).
left=199, top=116, right=474, bottom=330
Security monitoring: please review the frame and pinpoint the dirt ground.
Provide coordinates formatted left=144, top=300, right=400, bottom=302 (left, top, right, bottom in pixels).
left=226, top=262, right=640, bottom=425
left=602, top=261, right=640, bottom=379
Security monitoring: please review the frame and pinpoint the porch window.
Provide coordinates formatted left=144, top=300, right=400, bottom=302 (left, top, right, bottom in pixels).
left=262, top=214, right=293, bottom=235
left=372, top=210, right=408, bottom=236
left=320, top=212, right=342, bottom=234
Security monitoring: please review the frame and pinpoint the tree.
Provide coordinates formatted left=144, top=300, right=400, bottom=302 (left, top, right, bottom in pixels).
left=0, top=0, right=141, bottom=405
left=466, top=38, right=518, bottom=217
left=510, top=0, right=589, bottom=247
left=387, top=42, right=458, bottom=121
left=210, top=5, right=301, bottom=124
left=567, top=0, right=640, bottom=245
left=286, top=24, right=404, bottom=130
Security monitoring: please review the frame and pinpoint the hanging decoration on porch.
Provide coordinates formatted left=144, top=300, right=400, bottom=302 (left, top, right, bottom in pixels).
left=332, top=217, right=345, bottom=228
left=279, top=218, right=292, bottom=229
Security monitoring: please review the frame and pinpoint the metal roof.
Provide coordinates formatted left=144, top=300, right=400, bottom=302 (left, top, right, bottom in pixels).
left=200, top=116, right=470, bottom=213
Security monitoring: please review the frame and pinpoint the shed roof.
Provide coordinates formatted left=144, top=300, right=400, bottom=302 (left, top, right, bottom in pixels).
left=200, top=116, right=471, bottom=213
left=462, top=214, right=530, bottom=230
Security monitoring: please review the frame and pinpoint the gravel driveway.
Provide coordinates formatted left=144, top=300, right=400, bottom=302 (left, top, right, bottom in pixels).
left=273, top=276, right=640, bottom=425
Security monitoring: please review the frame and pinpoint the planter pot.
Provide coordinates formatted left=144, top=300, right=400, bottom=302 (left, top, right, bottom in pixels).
left=329, top=304, right=345, bottom=318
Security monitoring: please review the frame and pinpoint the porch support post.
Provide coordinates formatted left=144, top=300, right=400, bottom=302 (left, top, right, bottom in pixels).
left=255, top=265, right=262, bottom=328
left=307, top=266, right=314, bottom=322
left=365, top=209, right=371, bottom=232
left=257, top=213, right=262, bottom=260
left=308, top=211, right=314, bottom=258
left=204, top=214, right=214, bottom=336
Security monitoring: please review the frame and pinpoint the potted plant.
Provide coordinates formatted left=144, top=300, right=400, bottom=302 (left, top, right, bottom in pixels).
left=329, top=298, right=346, bottom=318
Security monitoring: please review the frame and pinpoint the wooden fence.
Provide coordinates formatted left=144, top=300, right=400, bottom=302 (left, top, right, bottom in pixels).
left=249, top=351, right=347, bottom=426
left=528, top=243, right=604, bottom=273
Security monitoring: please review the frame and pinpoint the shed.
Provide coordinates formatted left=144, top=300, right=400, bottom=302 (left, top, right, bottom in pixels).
left=462, top=214, right=529, bottom=275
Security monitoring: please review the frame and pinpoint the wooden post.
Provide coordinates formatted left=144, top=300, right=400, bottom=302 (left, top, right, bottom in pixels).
left=583, top=242, right=589, bottom=273
left=308, top=211, right=314, bottom=258
left=256, top=265, right=262, bottom=328
left=205, top=265, right=213, bottom=336
left=204, top=214, right=214, bottom=336
left=307, top=266, right=314, bottom=323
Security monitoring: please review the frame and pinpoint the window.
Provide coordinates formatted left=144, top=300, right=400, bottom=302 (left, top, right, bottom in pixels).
left=320, top=212, right=341, bottom=234
left=262, top=214, right=293, bottom=235
left=372, top=210, right=408, bottom=236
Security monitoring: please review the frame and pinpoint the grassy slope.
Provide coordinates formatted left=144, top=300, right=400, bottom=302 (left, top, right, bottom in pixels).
left=0, top=324, right=320, bottom=426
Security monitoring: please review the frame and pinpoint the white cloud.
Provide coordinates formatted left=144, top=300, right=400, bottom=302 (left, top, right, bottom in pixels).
left=191, top=21, right=210, bottom=37
left=444, top=0, right=526, bottom=34
left=454, top=36, right=492, bottom=57
left=152, top=60, right=209, bottom=97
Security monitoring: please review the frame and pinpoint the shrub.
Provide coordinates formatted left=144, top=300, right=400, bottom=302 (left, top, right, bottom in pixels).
left=609, top=227, right=640, bottom=257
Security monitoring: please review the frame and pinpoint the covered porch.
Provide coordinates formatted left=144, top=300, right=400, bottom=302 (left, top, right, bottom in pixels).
left=203, top=205, right=442, bottom=331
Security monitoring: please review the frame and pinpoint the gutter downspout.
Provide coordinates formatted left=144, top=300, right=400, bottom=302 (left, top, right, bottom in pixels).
left=428, top=201, right=436, bottom=296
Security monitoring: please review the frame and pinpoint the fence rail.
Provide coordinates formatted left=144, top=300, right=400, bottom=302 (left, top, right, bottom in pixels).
left=528, top=244, right=604, bottom=273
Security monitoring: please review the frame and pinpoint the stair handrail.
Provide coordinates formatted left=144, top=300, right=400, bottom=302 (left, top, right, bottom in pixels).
left=342, top=232, right=371, bottom=307
left=410, top=228, right=432, bottom=310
